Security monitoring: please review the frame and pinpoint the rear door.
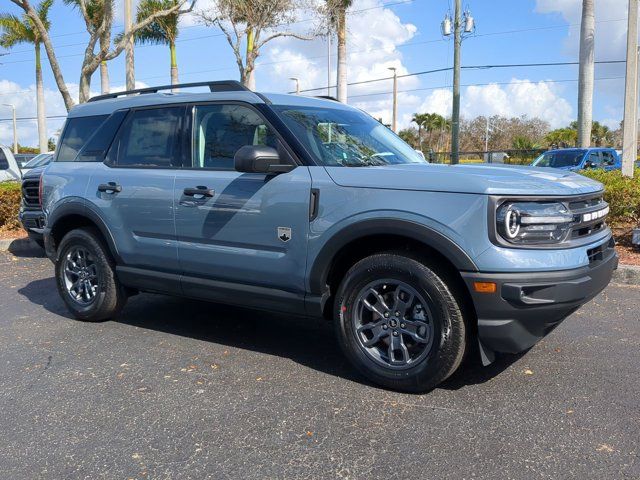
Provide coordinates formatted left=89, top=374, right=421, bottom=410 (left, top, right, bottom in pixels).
left=173, top=103, right=312, bottom=298
left=86, top=106, right=185, bottom=275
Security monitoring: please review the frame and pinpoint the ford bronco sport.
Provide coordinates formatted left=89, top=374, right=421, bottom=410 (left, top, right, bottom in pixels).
left=41, top=81, right=617, bottom=392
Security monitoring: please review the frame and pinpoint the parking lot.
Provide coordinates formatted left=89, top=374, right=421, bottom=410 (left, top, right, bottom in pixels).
left=0, top=247, right=638, bottom=480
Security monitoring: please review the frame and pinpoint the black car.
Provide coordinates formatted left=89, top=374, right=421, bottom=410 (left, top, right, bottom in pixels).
left=19, top=166, right=46, bottom=248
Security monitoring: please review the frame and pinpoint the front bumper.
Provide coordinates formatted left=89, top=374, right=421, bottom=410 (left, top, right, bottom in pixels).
left=19, top=208, right=45, bottom=239
left=462, top=239, right=618, bottom=362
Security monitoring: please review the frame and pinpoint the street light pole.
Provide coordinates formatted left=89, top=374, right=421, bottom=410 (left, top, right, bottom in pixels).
left=622, top=0, right=638, bottom=177
left=389, top=67, right=398, bottom=132
left=290, top=77, right=300, bottom=95
left=2, top=104, right=17, bottom=154
left=451, top=0, right=462, bottom=164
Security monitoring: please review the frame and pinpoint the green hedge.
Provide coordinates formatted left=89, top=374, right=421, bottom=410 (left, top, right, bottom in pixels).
left=579, top=170, right=640, bottom=227
left=0, top=181, right=22, bottom=231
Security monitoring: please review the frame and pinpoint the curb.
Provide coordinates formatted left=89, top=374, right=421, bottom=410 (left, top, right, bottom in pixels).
left=1, top=236, right=639, bottom=285
left=613, top=264, right=640, bottom=286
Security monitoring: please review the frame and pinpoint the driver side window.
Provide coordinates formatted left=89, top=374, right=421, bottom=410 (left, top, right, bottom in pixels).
left=191, top=104, right=278, bottom=170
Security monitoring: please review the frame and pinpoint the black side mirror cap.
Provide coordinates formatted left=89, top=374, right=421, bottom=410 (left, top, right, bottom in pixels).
left=234, top=145, right=295, bottom=174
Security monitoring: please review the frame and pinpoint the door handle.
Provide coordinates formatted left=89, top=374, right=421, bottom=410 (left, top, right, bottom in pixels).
left=183, top=186, right=214, bottom=198
left=98, top=182, right=122, bottom=193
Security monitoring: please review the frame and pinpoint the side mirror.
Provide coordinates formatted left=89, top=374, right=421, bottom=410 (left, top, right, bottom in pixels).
left=584, top=160, right=594, bottom=169
left=234, top=145, right=295, bottom=174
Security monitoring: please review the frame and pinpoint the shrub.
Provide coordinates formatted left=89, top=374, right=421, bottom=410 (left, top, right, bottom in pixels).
left=579, top=170, right=640, bottom=227
left=0, top=181, right=22, bottom=231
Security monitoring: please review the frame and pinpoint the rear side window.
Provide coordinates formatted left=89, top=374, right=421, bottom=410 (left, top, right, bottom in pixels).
left=57, top=115, right=109, bottom=162
left=107, top=107, right=183, bottom=168
left=77, top=110, right=128, bottom=162
left=602, top=151, right=616, bottom=165
left=0, top=149, right=8, bottom=170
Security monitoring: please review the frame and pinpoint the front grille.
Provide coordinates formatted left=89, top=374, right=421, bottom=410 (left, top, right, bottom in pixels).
left=21, top=178, right=40, bottom=210
left=567, top=194, right=609, bottom=241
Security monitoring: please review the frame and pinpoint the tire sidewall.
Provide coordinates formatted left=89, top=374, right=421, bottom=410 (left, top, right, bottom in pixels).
left=55, top=229, right=114, bottom=321
left=335, top=254, right=464, bottom=391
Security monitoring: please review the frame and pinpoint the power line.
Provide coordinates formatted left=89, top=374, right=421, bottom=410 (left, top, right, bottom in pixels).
left=0, top=0, right=414, bottom=60
left=0, top=115, right=66, bottom=123
left=347, top=76, right=625, bottom=99
left=295, top=60, right=627, bottom=93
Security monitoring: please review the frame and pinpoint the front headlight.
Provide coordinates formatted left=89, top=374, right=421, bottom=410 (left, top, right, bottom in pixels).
left=496, top=202, right=574, bottom=245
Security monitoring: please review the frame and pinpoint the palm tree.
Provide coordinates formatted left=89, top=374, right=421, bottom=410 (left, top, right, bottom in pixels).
left=134, top=0, right=181, bottom=87
left=326, top=0, right=352, bottom=103
left=0, top=0, right=52, bottom=153
left=411, top=113, right=429, bottom=149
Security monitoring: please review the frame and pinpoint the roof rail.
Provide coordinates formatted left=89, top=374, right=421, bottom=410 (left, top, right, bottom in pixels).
left=314, top=95, right=340, bottom=102
left=87, top=80, right=249, bottom=103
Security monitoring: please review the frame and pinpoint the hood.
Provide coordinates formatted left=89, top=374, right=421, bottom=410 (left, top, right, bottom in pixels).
left=21, top=165, right=46, bottom=179
left=324, top=163, right=603, bottom=196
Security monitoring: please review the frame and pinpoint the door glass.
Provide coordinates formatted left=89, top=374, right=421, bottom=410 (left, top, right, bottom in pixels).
left=602, top=151, right=615, bottom=165
left=109, top=107, right=183, bottom=168
left=0, top=149, right=7, bottom=170
left=588, top=152, right=602, bottom=166
left=191, top=104, right=278, bottom=170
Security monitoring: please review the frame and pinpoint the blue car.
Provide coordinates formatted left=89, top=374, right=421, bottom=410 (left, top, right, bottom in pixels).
left=532, top=148, right=621, bottom=171
left=39, top=81, right=617, bottom=392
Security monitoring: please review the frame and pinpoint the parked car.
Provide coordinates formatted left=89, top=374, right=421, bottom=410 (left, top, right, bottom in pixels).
left=21, top=152, right=54, bottom=175
left=531, top=147, right=621, bottom=171
left=19, top=166, right=46, bottom=248
left=40, top=81, right=617, bottom=392
left=0, top=144, right=22, bottom=182
left=14, top=153, right=37, bottom=169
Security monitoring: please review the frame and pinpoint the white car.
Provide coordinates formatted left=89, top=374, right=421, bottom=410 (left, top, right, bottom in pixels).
left=0, top=145, right=22, bottom=182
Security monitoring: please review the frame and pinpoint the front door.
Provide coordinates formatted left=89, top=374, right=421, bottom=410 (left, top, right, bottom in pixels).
left=174, top=103, right=312, bottom=298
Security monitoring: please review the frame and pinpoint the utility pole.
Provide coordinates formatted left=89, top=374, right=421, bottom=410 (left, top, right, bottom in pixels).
left=327, top=33, right=332, bottom=97
left=622, top=0, right=638, bottom=177
left=577, top=0, right=595, bottom=148
left=124, top=0, right=135, bottom=91
left=290, top=77, right=300, bottom=95
left=389, top=67, right=398, bottom=132
left=451, top=0, right=462, bottom=164
left=2, top=104, right=17, bottom=154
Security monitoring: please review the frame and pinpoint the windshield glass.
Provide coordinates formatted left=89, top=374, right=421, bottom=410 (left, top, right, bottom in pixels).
left=24, top=153, right=52, bottom=168
left=272, top=105, right=426, bottom=167
left=532, top=150, right=585, bottom=168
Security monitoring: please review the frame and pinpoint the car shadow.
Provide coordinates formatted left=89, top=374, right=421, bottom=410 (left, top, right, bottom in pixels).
left=7, top=238, right=46, bottom=258
left=18, top=279, right=522, bottom=392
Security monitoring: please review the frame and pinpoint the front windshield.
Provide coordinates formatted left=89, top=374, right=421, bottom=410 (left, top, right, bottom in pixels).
left=272, top=105, right=426, bottom=167
left=23, top=153, right=52, bottom=168
left=532, top=150, right=585, bottom=168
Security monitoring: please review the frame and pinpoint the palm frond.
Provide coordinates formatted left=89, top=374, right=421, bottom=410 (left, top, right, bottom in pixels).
left=0, top=13, right=33, bottom=48
left=133, top=0, right=179, bottom=46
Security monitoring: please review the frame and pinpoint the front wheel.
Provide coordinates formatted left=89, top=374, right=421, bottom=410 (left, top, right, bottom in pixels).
left=55, top=227, right=127, bottom=321
left=335, top=253, right=467, bottom=393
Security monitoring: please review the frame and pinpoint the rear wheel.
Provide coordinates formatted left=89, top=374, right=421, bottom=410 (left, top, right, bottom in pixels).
left=334, top=253, right=466, bottom=392
left=55, top=228, right=127, bottom=321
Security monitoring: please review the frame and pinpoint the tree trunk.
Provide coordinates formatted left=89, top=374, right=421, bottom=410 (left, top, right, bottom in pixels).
left=244, top=28, right=256, bottom=90
left=79, top=73, right=92, bottom=104
left=170, top=41, right=179, bottom=90
left=577, top=0, right=595, bottom=147
left=99, top=36, right=110, bottom=94
left=336, top=8, right=347, bottom=103
left=35, top=42, right=47, bottom=153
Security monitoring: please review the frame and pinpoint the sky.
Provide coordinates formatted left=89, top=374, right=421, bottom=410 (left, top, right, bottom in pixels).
left=0, top=0, right=636, bottom=147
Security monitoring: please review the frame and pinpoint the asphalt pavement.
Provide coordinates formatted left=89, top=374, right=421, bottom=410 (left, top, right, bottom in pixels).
left=0, top=246, right=638, bottom=479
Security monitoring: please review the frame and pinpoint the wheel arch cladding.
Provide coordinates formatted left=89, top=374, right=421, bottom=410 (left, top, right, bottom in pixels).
left=49, top=203, right=120, bottom=263
left=309, top=219, right=479, bottom=319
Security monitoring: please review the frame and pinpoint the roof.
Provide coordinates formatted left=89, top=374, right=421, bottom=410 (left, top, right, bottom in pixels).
left=69, top=86, right=350, bottom=119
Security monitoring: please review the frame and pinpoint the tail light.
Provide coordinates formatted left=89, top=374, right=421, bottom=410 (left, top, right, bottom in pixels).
left=38, top=172, right=44, bottom=207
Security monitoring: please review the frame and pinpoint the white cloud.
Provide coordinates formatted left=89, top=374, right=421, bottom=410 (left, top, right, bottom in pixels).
left=256, top=0, right=418, bottom=127
left=0, top=78, right=149, bottom=148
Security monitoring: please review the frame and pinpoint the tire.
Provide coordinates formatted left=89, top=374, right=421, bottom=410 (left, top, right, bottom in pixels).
left=55, top=227, right=127, bottom=321
left=334, top=253, right=466, bottom=393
